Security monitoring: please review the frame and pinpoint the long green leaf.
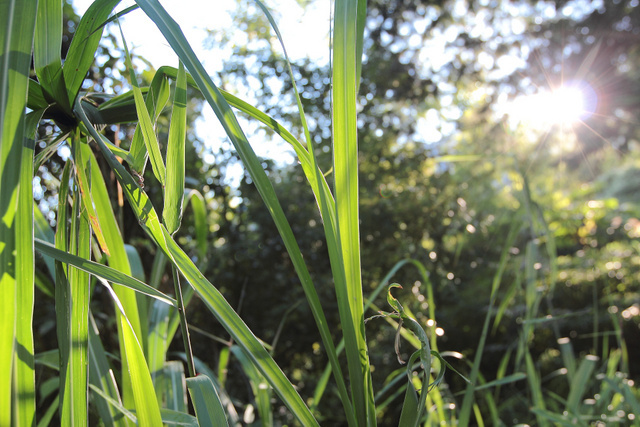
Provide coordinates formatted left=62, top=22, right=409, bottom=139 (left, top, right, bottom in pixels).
left=63, top=0, right=122, bottom=104
left=186, top=376, right=229, bottom=427
left=119, top=26, right=166, bottom=186
left=75, top=140, right=110, bottom=255
left=163, top=61, right=187, bottom=234
left=59, top=178, right=91, bottom=426
left=183, top=189, right=207, bottom=260
left=86, top=141, right=145, bottom=412
left=128, top=69, right=170, bottom=173
left=34, top=0, right=71, bottom=115
left=35, top=238, right=177, bottom=307
left=250, top=4, right=354, bottom=420
left=13, top=109, right=43, bottom=427
left=104, top=283, right=163, bottom=427
left=332, top=0, right=374, bottom=424
left=0, top=0, right=38, bottom=423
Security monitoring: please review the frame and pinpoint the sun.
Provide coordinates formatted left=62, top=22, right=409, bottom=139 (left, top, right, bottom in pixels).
left=508, top=81, right=598, bottom=128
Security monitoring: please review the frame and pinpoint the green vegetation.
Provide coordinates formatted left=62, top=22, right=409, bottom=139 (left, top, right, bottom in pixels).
left=2, top=0, right=639, bottom=425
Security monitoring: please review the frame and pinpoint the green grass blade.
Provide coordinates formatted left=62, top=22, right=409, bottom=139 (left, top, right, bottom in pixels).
left=35, top=239, right=177, bottom=307
left=104, top=283, right=163, bottom=427
left=118, top=26, right=166, bottom=186
left=86, top=142, right=145, bottom=412
left=56, top=179, right=91, bottom=426
left=88, top=313, right=127, bottom=427
left=128, top=71, right=170, bottom=173
left=75, top=140, right=110, bottom=255
left=34, top=0, right=70, bottom=114
left=13, top=109, right=43, bottom=427
left=332, top=0, right=374, bottom=424
left=186, top=375, right=229, bottom=427
left=0, top=0, right=37, bottom=422
left=63, top=0, right=121, bottom=104
left=183, top=189, right=207, bottom=260
left=249, top=6, right=354, bottom=417
left=163, top=61, right=187, bottom=234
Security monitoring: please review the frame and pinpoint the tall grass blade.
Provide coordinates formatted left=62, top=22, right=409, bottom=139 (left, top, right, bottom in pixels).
left=63, top=0, right=121, bottom=104
left=59, top=174, right=91, bottom=426
left=250, top=3, right=354, bottom=420
left=163, top=61, right=187, bottom=234
left=332, top=0, right=374, bottom=423
left=184, top=189, right=208, bottom=260
left=87, top=142, right=147, bottom=412
left=119, top=26, right=166, bottom=186
left=128, top=69, right=170, bottom=173
left=34, top=0, right=70, bottom=114
left=0, top=0, right=37, bottom=423
left=104, top=283, right=163, bottom=426
left=75, top=140, right=110, bottom=255
left=186, top=376, right=229, bottom=427
left=13, top=110, right=44, bottom=427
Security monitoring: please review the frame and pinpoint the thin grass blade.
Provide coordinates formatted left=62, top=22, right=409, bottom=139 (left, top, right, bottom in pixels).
left=74, top=141, right=110, bottom=254
left=104, top=283, right=163, bottom=426
left=119, top=29, right=166, bottom=185
left=60, top=178, right=91, bottom=426
left=35, top=238, right=177, bottom=306
left=63, top=0, right=122, bottom=104
left=0, top=0, right=37, bottom=423
left=128, top=70, right=171, bottom=173
left=86, top=142, right=146, bottom=412
left=332, top=0, right=374, bottom=423
left=34, top=0, right=70, bottom=114
left=13, top=109, right=44, bottom=427
left=184, top=189, right=208, bottom=260
left=163, top=61, right=187, bottom=234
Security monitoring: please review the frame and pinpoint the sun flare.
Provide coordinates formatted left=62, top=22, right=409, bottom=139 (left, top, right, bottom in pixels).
left=508, top=81, right=597, bottom=128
